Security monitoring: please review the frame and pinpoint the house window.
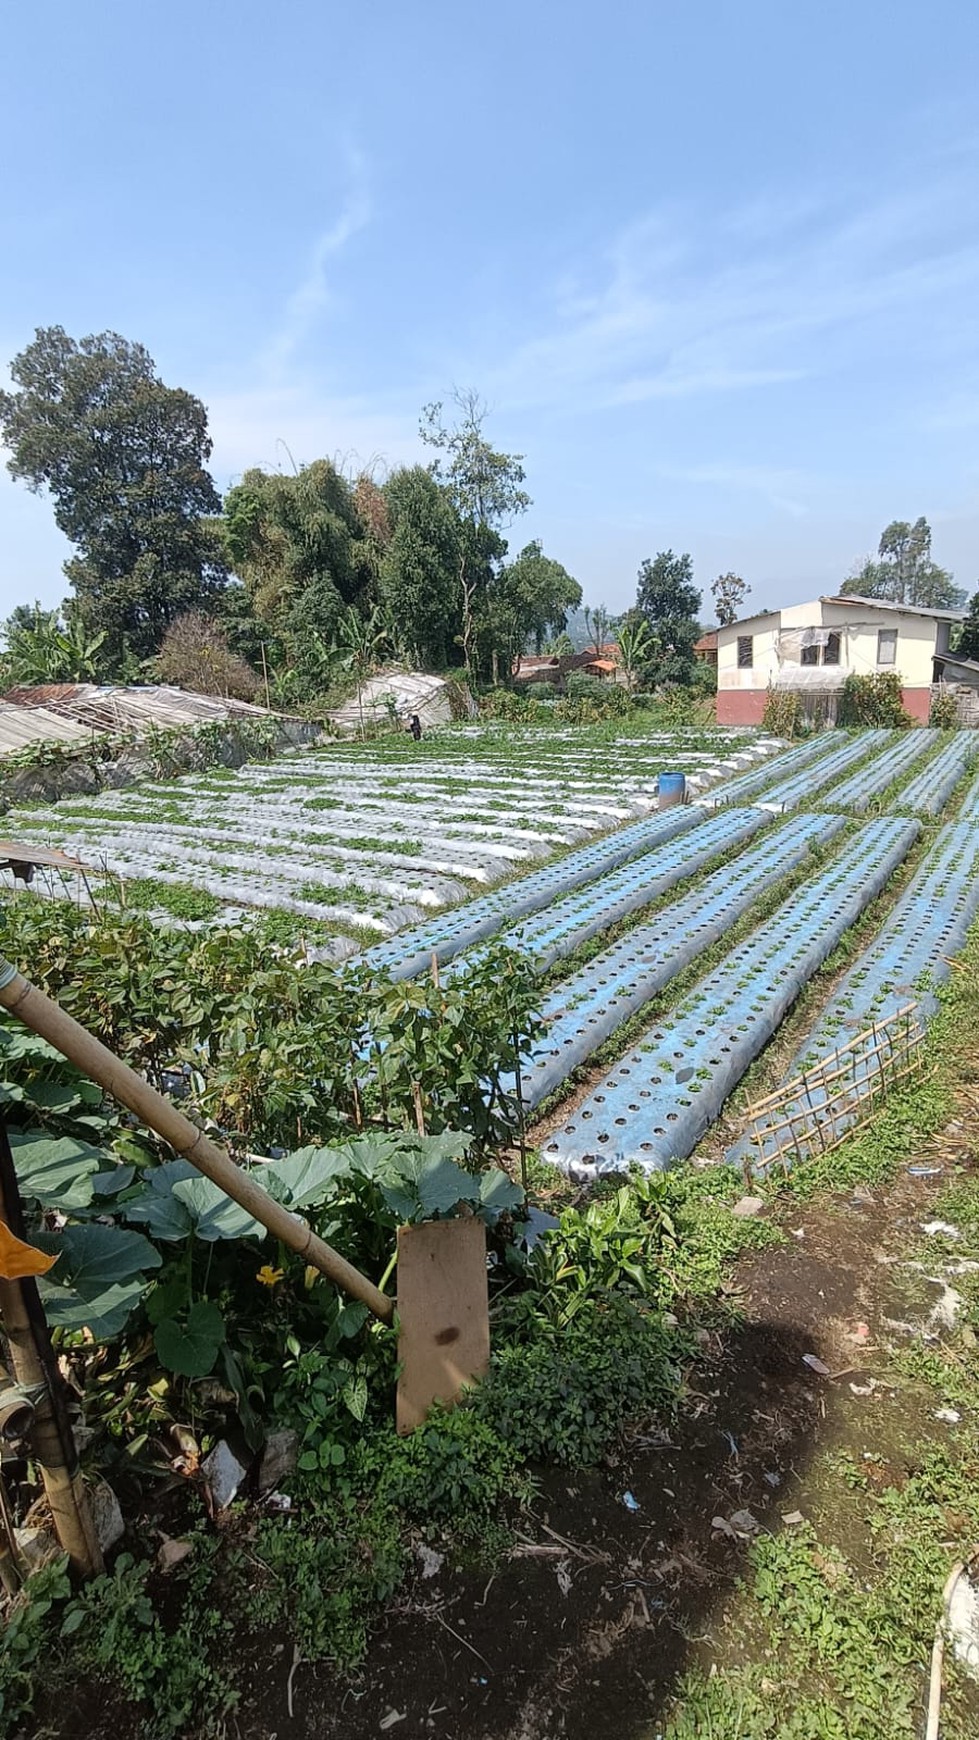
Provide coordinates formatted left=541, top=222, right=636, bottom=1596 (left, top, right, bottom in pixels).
left=800, top=644, right=819, bottom=666
left=877, top=629, right=897, bottom=667
left=824, top=632, right=841, bottom=666
left=737, top=635, right=753, bottom=668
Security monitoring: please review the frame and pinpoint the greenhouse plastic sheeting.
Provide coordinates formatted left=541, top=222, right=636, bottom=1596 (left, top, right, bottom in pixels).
left=891, top=732, right=978, bottom=817
left=541, top=814, right=920, bottom=1177
left=726, top=818, right=979, bottom=1176
left=444, top=806, right=771, bottom=980
left=513, top=811, right=846, bottom=1110
left=354, top=804, right=703, bottom=982
left=824, top=730, right=937, bottom=814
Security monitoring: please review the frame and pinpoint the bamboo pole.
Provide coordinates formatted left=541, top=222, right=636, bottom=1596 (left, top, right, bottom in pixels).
left=0, top=1117, right=103, bottom=1578
left=0, top=961, right=394, bottom=1326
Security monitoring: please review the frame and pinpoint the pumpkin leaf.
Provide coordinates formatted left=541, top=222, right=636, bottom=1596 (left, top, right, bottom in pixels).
left=154, top=1301, right=226, bottom=1378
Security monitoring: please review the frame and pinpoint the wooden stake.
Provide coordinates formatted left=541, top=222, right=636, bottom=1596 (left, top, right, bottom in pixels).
left=0, top=1117, right=103, bottom=1578
left=412, top=1082, right=426, bottom=1137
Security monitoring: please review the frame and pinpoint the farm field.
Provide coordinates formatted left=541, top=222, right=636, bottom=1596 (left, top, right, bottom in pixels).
left=0, top=720, right=780, bottom=950
left=5, top=718, right=979, bottom=1740
left=6, top=719, right=979, bottom=1178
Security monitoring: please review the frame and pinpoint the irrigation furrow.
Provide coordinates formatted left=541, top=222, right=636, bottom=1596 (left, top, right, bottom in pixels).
left=345, top=807, right=705, bottom=980
left=517, top=812, right=844, bottom=1111
left=443, top=807, right=773, bottom=982
left=540, top=815, right=920, bottom=1177
left=823, top=730, right=937, bottom=813
left=891, top=731, right=978, bottom=816
left=725, top=818, right=979, bottom=1176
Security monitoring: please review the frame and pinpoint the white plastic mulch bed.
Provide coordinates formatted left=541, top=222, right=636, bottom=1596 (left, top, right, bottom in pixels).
left=0, top=724, right=783, bottom=951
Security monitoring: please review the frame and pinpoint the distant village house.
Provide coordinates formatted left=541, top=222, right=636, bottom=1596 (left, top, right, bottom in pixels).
left=715, top=595, right=963, bottom=726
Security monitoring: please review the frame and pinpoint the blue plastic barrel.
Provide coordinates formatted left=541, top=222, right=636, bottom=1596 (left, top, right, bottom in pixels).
left=657, top=771, right=686, bottom=810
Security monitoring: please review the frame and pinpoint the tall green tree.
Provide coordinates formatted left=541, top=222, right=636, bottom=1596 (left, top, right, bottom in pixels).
left=840, top=518, right=965, bottom=610
left=222, top=460, right=368, bottom=637
left=956, top=589, right=979, bottom=661
left=497, top=542, right=581, bottom=663
left=419, top=390, right=530, bottom=676
left=710, top=571, right=749, bottom=626
left=634, top=551, right=701, bottom=685
left=379, top=467, right=462, bottom=668
left=0, top=327, right=227, bottom=662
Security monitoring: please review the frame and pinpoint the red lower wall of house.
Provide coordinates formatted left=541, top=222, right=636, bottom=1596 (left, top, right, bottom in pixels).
left=716, top=689, right=769, bottom=726
left=901, top=687, right=931, bottom=724
left=716, top=686, right=933, bottom=727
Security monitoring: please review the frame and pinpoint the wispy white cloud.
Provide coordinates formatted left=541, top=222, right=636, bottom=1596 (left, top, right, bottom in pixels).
left=478, top=165, right=979, bottom=417
left=656, top=462, right=813, bottom=518
left=263, top=147, right=371, bottom=378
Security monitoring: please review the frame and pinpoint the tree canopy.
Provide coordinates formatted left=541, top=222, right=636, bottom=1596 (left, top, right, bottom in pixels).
left=710, top=571, right=749, bottom=627
left=1, top=324, right=582, bottom=698
left=956, top=590, right=979, bottom=661
left=419, top=390, right=530, bottom=675
left=223, top=460, right=368, bottom=633
left=0, top=327, right=227, bottom=661
left=840, top=518, right=965, bottom=611
left=634, top=551, right=702, bottom=685
left=379, top=466, right=460, bottom=669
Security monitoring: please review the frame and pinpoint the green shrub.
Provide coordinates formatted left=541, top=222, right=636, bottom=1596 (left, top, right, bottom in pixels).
left=929, top=683, right=960, bottom=729
left=762, top=684, right=803, bottom=739
left=374, top=1406, right=526, bottom=1522
left=476, top=1300, right=679, bottom=1465
left=838, top=671, right=913, bottom=728
left=690, top=659, right=718, bottom=697
left=564, top=671, right=607, bottom=699
left=479, top=687, right=529, bottom=720
left=525, top=680, right=557, bottom=701
left=246, top=1497, right=405, bottom=1665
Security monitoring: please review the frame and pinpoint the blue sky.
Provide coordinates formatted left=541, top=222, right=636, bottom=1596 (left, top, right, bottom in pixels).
left=3, top=0, right=979, bottom=622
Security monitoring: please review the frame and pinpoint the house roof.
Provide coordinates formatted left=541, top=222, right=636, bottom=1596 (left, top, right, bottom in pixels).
left=583, top=658, right=618, bottom=673
left=719, top=594, right=966, bottom=634
left=936, top=654, right=979, bottom=676
left=693, top=631, right=718, bottom=652
left=820, top=593, right=965, bottom=622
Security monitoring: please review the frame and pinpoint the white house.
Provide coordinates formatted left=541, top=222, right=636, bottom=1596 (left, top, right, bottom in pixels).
left=715, top=594, right=963, bottom=727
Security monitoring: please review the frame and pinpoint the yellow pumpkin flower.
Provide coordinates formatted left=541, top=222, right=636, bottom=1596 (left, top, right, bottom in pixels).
left=256, top=1264, right=285, bottom=1288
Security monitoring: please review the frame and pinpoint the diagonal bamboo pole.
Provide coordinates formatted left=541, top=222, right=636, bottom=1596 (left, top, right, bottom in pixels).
left=0, top=959, right=394, bottom=1325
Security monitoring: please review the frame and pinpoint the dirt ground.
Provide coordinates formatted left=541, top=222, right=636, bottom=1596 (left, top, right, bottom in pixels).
left=228, top=1164, right=961, bottom=1740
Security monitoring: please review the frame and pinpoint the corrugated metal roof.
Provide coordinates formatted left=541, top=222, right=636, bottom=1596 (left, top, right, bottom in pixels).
left=0, top=703, right=94, bottom=754
left=0, top=684, right=285, bottom=760
left=820, top=593, right=965, bottom=622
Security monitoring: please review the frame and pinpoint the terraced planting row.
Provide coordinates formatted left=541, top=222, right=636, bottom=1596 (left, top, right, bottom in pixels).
left=727, top=818, right=979, bottom=1176
left=359, top=725, right=979, bottom=1178
left=1, top=722, right=777, bottom=950
left=7, top=721, right=979, bottom=1181
left=539, top=815, right=920, bottom=1175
